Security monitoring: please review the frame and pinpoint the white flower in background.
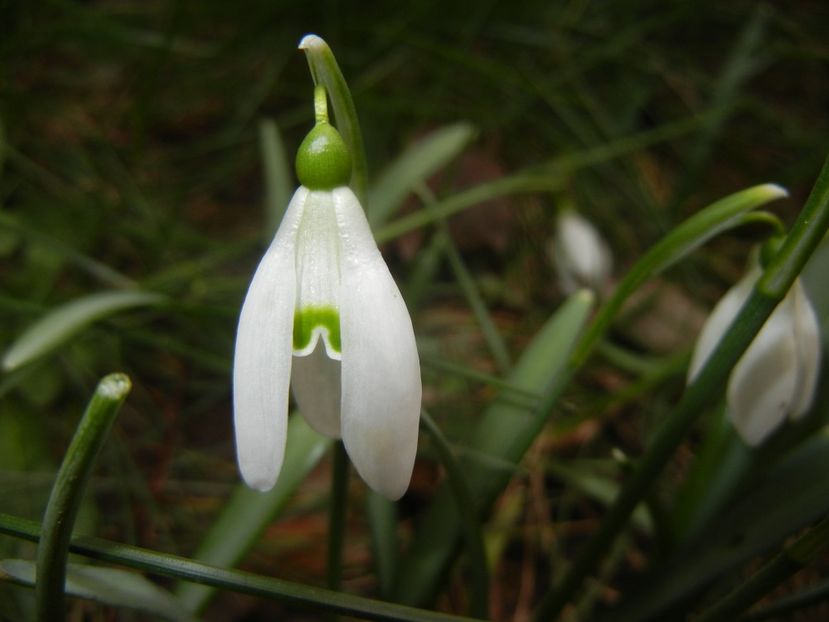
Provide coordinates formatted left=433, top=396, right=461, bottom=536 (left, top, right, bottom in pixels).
left=551, top=207, right=613, bottom=295
left=688, top=262, right=821, bottom=446
left=233, top=88, right=421, bottom=500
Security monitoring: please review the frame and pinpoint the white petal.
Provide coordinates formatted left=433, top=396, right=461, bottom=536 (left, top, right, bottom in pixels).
left=789, top=280, right=822, bottom=419
left=688, top=269, right=759, bottom=383
left=333, top=187, right=421, bottom=500
left=291, top=343, right=342, bottom=438
left=232, top=188, right=307, bottom=491
left=727, top=302, right=797, bottom=446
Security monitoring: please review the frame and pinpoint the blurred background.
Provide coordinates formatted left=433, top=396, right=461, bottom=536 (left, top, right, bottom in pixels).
left=2, top=1, right=829, bottom=619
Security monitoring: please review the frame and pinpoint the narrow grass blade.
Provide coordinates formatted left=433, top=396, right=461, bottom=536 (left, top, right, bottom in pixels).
left=421, top=410, right=489, bottom=619
left=35, top=373, right=131, bottom=622
left=393, top=290, right=595, bottom=606
left=176, top=416, right=330, bottom=613
left=668, top=6, right=768, bottom=214
left=2, top=559, right=197, bottom=622
left=441, top=224, right=511, bottom=373
left=0, top=513, right=482, bottom=622
left=375, top=173, right=560, bottom=243
left=368, top=122, right=477, bottom=227
left=3, top=290, right=165, bottom=372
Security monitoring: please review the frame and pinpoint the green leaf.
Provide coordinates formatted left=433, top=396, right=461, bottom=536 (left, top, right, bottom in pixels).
left=393, top=290, right=595, bottom=606
left=259, top=118, right=292, bottom=238
left=368, top=122, right=477, bottom=227
left=3, top=290, right=165, bottom=372
left=176, top=415, right=331, bottom=613
left=1, top=559, right=198, bottom=622
left=571, top=183, right=789, bottom=367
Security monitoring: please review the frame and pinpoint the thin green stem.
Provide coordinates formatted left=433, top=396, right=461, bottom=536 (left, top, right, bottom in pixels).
left=0, top=512, right=480, bottom=622
left=327, top=441, right=349, bottom=591
left=693, top=514, right=829, bottom=622
left=535, top=152, right=829, bottom=620
left=35, top=373, right=131, bottom=622
left=416, top=183, right=512, bottom=374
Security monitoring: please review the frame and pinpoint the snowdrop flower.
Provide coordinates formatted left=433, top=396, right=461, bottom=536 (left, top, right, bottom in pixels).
left=551, top=207, right=612, bottom=295
left=688, top=258, right=821, bottom=446
left=233, top=87, right=421, bottom=500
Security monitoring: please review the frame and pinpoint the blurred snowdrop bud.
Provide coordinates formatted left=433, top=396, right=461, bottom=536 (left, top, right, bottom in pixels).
left=551, top=207, right=613, bottom=295
left=233, top=85, right=421, bottom=500
left=688, top=263, right=821, bottom=446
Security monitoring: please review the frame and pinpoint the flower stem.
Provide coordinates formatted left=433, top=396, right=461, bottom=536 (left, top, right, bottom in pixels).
left=315, top=84, right=329, bottom=125
left=327, top=441, right=348, bottom=591
left=535, top=153, right=829, bottom=620
left=35, top=373, right=131, bottom=622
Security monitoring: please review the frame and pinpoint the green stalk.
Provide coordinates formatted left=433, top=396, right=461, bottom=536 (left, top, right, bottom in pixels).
left=693, top=514, right=829, bottom=622
left=299, top=34, right=368, bottom=206
left=35, top=373, right=131, bottom=622
left=0, top=512, right=481, bottom=622
left=535, top=153, right=829, bottom=620
left=327, top=441, right=349, bottom=591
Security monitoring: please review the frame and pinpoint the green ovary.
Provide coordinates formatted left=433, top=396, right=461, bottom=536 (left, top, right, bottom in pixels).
left=293, top=306, right=341, bottom=354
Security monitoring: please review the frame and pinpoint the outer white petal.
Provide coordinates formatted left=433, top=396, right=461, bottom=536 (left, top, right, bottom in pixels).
left=688, top=269, right=759, bottom=383
left=233, top=188, right=307, bottom=491
left=727, top=302, right=797, bottom=446
left=333, top=187, right=421, bottom=500
left=291, top=343, right=342, bottom=438
left=789, top=280, right=822, bottom=419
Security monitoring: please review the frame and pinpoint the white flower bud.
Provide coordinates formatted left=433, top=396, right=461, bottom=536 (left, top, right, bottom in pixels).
left=551, top=208, right=612, bottom=295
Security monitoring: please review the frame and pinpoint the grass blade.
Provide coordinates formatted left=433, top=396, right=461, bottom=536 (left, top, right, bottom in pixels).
left=3, top=290, right=164, bottom=372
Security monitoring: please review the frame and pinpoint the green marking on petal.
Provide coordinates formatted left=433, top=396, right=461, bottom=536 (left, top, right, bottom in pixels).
left=293, top=306, right=341, bottom=355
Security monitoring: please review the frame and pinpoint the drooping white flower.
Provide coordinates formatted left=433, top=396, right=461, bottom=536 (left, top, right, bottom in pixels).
left=551, top=207, right=613, bottom=295
left=687, top=262, right=821, bottom=446
left=233, top=88, right=421, bottom=500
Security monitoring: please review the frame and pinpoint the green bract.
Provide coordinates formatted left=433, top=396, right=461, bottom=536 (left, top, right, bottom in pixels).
left=295, top=122, right=352, bottom=191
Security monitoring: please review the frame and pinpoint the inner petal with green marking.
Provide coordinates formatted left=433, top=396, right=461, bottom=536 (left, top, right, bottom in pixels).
left=293, top=305, right=341, bottom=359
left=292, top=190, right=343, bottom=360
